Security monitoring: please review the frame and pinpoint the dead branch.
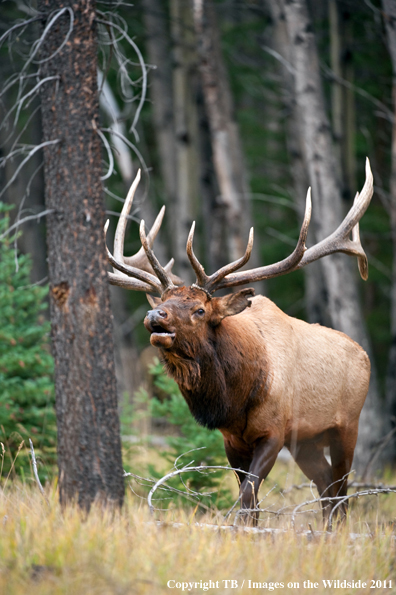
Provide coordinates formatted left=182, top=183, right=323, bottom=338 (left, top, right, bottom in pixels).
left=147, top=465, right=258, bottom=514
left=327, top=487, right=396, bottom=531
left=96, top=12, right=148, bottom=141
left=0, top=16, right=42, bottom=46
left=0, top=140, right=60, bottom=200
left=0, top=209, right=55, bottom=241
left=123, top=470, right=214, bottom=513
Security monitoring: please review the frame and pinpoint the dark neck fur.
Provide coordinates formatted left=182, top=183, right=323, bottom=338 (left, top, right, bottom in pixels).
left=161, top=340, right=239, bottom=430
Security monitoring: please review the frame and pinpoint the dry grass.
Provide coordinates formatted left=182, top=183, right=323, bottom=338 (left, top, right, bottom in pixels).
left=0, top=457, right=395, bottom=594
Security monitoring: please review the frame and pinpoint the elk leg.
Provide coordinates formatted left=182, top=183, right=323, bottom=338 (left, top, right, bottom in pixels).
left=238, top=435, right=281, bottom=526
left=328, top=425, right=358, bottom=521
left=223, top=440, right=253, bottom=486
left=290, top=441, right=334, bottom=523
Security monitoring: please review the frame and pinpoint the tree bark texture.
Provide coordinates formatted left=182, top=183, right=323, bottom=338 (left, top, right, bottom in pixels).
left=193, top=0, right=263, bottom=292
left=170, top=0, right=199, bottom=283
left=382, top=0, right=396, bottom=435
left=279, top=0, right=383, bottom=470
left=142, top=0, right=177, bottom=210
left=266, top=0, right=330, bottom=326
left=39, top=0, right=124, bottom=509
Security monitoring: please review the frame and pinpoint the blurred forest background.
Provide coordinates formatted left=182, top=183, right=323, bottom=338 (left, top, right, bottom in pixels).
left=1, top=0, right=396, bottom=486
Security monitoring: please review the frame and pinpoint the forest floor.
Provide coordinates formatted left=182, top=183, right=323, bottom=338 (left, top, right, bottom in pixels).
left=1, top=455, right=396, bottom=595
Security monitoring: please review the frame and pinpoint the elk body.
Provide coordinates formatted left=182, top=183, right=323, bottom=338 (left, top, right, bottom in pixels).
left=105, top=162, right=374, bottom=524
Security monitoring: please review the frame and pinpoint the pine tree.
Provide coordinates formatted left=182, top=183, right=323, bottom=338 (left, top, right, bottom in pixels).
left=0, top=203, right=56, bottom=479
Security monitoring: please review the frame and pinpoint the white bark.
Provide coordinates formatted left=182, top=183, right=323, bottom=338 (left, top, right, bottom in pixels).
left=382, top=0, right=396, bottom=433
left=280, top=0, right=383, bottom=471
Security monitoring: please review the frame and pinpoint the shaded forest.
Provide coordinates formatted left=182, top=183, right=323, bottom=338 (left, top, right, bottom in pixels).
left=1, top=0, right=396, bottom=478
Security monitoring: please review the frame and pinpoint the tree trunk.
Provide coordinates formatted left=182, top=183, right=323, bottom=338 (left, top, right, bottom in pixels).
left=266, top=0, right=330, bottom=326
left=329, top=0, right=343, bottom=167
left=193, top=0, right=263, bottom=292
left=39, top=0, right=124, bottom=509
left=142, top=0, right=177, bottom=210
left=382, top=0, right=396, bottom=442
left=170, top=0, right=199, bottom=283
left=280, top=0, right=383, bottom=472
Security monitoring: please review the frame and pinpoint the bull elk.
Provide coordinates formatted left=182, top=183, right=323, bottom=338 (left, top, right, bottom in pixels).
left=105, top=161, right=373, bottom=524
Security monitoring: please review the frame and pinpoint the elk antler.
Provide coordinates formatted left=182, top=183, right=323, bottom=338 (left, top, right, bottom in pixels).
left=104, top=169, right=179, bottom=295
left=186, top=222, right=254, bottom=294
left=106, top=159, right=373, bottom=297
left=186, top=185, right=312, bottom=295
left=206, top=158, right=373, bottom=293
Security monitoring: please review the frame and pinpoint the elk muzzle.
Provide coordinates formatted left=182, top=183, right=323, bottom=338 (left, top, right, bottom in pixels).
left=144, top=309, right=176, bottom=349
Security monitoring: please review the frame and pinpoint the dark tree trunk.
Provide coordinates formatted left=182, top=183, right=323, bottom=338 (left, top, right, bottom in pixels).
left=39, top=0, right=124, bottom=509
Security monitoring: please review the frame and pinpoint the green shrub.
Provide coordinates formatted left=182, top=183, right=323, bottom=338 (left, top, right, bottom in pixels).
left=0, top=203, right=56, bottom=480
left=132, top=358, right=234, bottom=510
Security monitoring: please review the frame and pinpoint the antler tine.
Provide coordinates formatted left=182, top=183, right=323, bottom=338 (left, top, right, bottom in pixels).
left=104, top=220, right=162, bottom=294
left=297, top=158, right=373, bottom=278
left=124, top=206, right=166, bottom=268
left=205, top=228, right=254, bottom=293
left=140, top=220, right=176, bottom=292
left=112, top=169, right=168, bottom=273
left=204, top=157, right=372, bottom=292
left=351, top=192, right=368, bottom=280
left=333, top=157, right=373, bottom=237
left=212, top=185, right=312, bottom=292
left=107, top=272, right=160, bottom=292
left=186, top=222, right=210, bottom=287
left=114, top=169, right=141, bottom=263
left=187, top=223, right=255, bottom=294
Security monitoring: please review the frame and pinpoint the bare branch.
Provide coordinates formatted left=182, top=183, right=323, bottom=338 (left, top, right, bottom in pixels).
left=0, top=209, right=55, bottom=241
left=0, top=140, right=60, bottom=200
left=13, top=160, right=44, bottom=271
left=96, top=15, right=148, bottom=141
left=31, top=7, right=74, bottom=66
left=94, top=126, right=115, bottom=180
left=327, top=487, right=396, bottom=531
left=147, top=465, right=258, bottom=514
left=0, top=16, right=42, bottom=47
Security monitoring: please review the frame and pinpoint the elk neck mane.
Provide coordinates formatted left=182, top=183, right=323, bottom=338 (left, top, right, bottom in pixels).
left=159, top=311, right=266, bottom=431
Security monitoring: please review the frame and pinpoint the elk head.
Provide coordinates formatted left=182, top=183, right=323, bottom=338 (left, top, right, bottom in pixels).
left=144, top=285, right=255, bottom=350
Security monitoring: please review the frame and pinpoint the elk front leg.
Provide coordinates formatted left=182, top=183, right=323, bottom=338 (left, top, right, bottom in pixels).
left=238, top=435, right=281, bottom=526
left=223, top=439, right=253, bottom=487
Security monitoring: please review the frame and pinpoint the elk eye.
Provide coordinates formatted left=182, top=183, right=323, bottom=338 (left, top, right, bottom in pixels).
left=195, top=308, right=205, bottom=316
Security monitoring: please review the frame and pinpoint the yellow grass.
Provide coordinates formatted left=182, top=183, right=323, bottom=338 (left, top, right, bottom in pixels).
left=1, top=457, right=395, bottom=595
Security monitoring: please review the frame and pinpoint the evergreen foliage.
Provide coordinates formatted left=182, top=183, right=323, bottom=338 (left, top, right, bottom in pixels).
left=134, top=359, right=234, bottom=510
left=0, top=203, right=56, bottom=480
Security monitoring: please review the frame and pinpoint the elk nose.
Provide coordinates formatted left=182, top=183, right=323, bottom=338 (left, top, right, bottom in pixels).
left=147, top=309, right=168, bottom=322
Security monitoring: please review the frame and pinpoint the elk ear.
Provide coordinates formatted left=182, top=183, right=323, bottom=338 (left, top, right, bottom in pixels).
left=146, top=293, right=162, bottom=308
left=210, top=288, right=255, bottom=326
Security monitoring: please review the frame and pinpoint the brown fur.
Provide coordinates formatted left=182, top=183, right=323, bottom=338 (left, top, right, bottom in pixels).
left=144, top=286, right=370, bottom=525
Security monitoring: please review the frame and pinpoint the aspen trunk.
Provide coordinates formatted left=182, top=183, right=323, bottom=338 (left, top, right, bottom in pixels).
left=193, top=0, right=263, bottom=292
left=329, top=0, right=343, bottom=168
left=39, top=0, right=124, bottom=509
left=266, top=0, right=330, bottom=326
left=382, top=0, right=396, bottom=444
left=170, top=0, right=199, bottom=283
left=280, top=0, right=383, bottom=471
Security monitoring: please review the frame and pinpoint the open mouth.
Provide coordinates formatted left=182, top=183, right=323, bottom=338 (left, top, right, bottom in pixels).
left=148, top=323, right=176, bottom=348
left=150, top=324, right=175, bottom=337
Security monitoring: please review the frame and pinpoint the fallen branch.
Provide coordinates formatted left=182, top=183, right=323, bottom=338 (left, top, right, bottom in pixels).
left=147, top=465, right=258, bottom=515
